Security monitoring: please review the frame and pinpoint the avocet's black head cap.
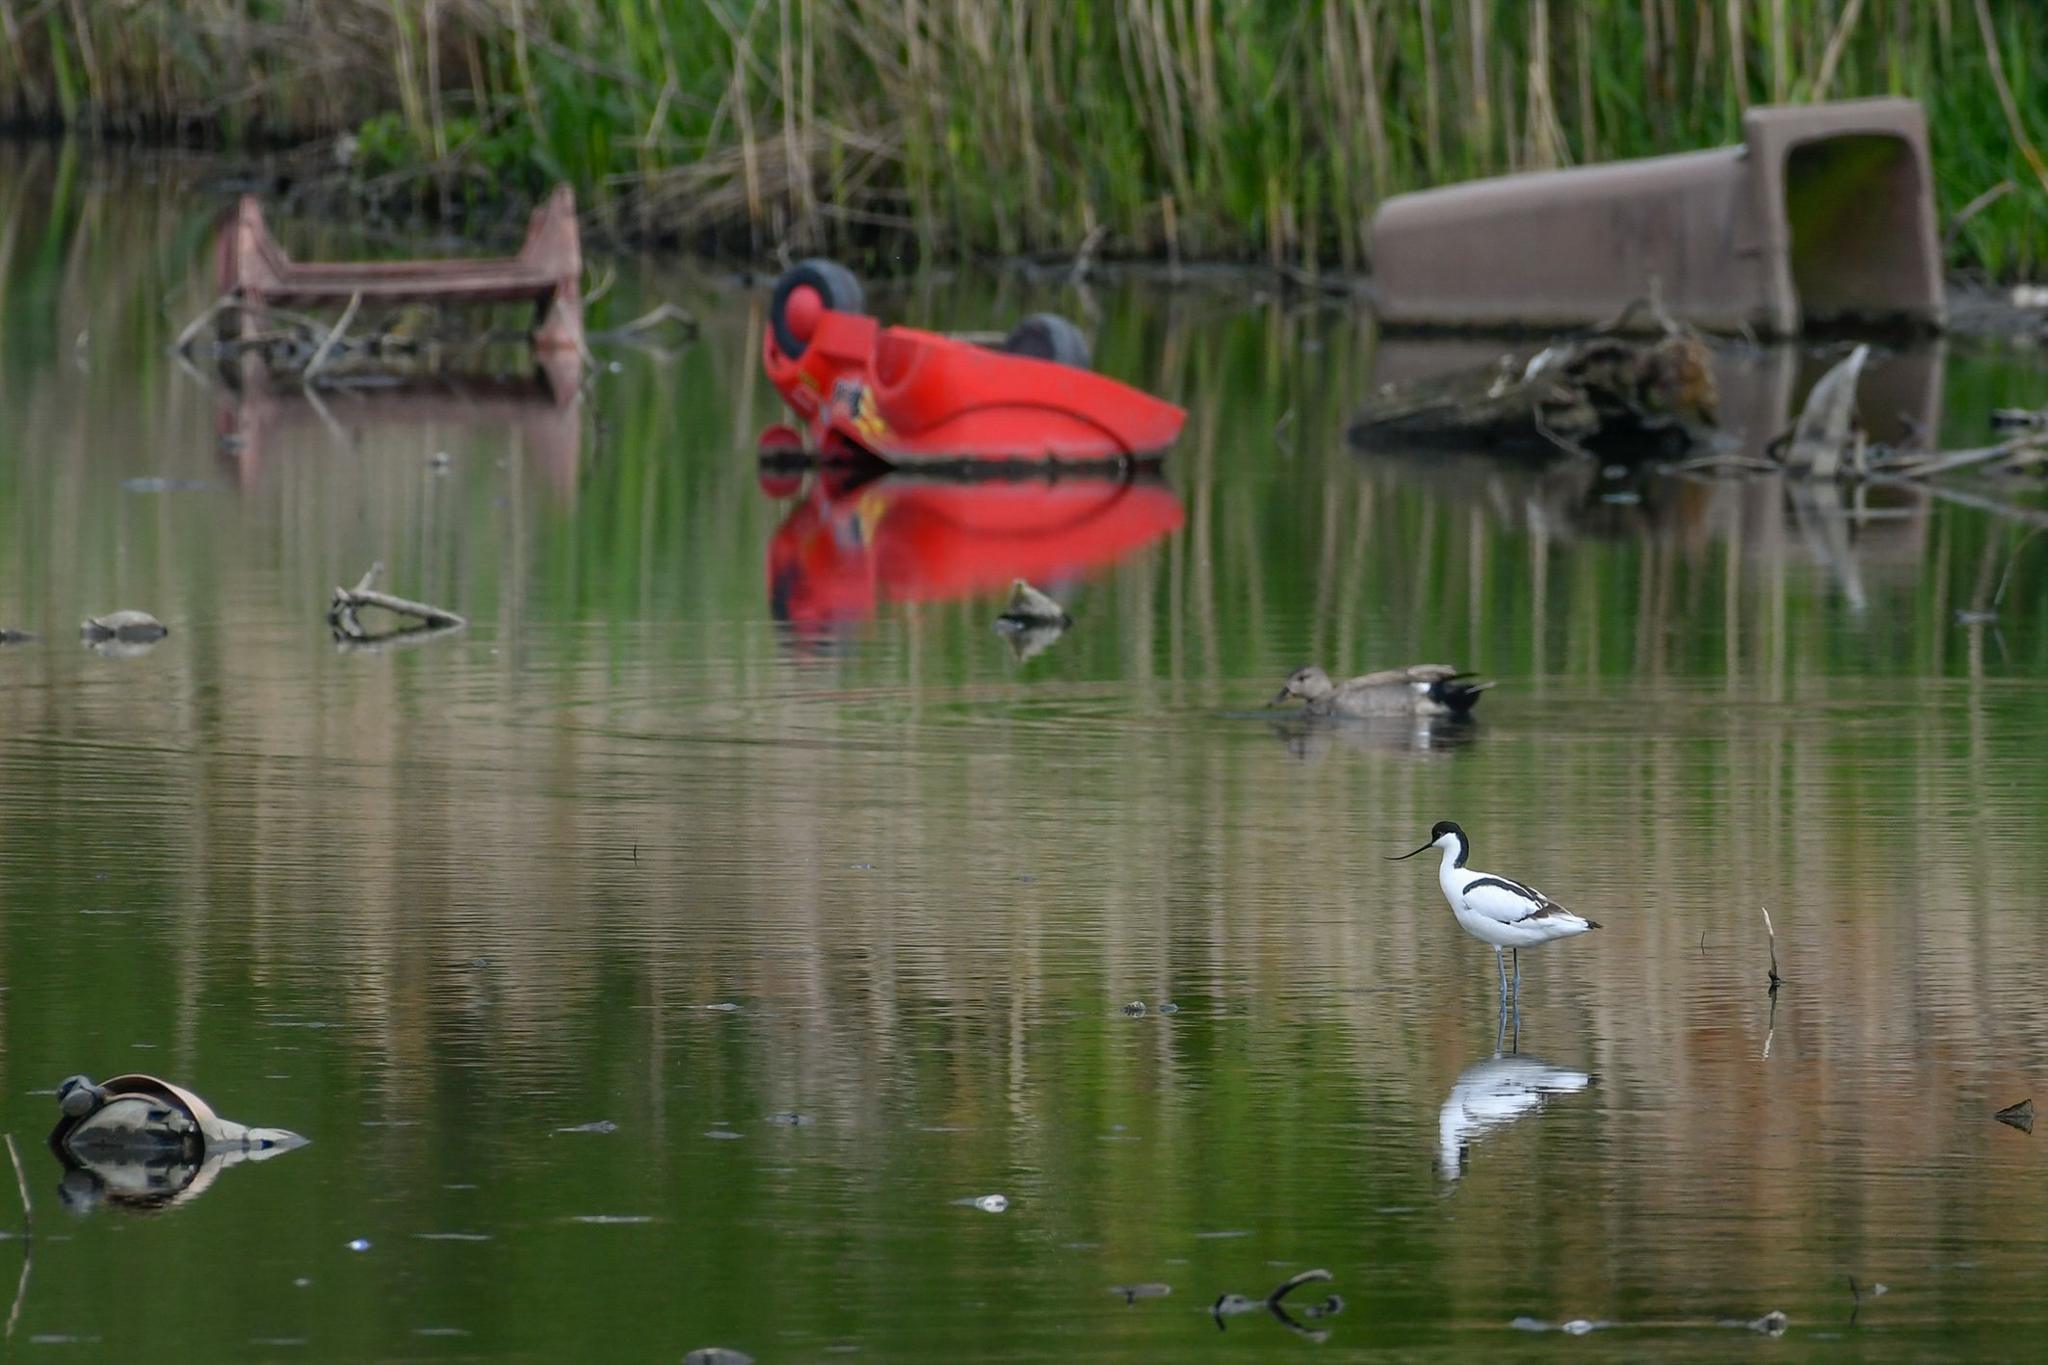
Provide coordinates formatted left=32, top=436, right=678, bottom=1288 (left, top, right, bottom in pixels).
left=1389, top=821, right=1465, bottom=861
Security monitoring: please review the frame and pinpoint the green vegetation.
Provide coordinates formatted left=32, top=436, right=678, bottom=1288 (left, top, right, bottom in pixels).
left=2, top=1, right=2044, bottom=274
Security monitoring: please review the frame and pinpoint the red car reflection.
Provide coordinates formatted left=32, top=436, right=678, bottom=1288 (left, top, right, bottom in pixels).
left=766, top=464, right=1184, bottom=628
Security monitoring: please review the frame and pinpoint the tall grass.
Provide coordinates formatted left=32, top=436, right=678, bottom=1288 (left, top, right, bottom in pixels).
left=1, top=0, right=2042, bottom=275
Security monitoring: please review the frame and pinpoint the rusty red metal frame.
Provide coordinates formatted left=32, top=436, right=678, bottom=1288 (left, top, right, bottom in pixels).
left=216, top=184, right=584, bottom=352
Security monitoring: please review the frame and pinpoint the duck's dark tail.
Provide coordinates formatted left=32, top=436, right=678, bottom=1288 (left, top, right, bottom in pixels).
left=1430, top=674, right=1494, bottom=715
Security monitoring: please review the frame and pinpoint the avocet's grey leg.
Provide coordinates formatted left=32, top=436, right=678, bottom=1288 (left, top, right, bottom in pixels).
left=1512, top=948, right=1521, bottom=1000
left=1495, top=948, right=1508, bottom=1003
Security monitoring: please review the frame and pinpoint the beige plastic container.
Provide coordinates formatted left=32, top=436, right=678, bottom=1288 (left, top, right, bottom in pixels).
left=1369, top=98, right=1943, bottom=337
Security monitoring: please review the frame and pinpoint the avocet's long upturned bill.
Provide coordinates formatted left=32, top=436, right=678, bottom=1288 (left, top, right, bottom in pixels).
left=1389, top=821, right=1600, bottom=999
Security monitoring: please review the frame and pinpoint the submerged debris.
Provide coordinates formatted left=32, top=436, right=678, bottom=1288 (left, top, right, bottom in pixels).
left=0, top=628, right=35, bottom=645
left=996, top=577, right=1070, bottom=628
left=1512, top=1316, right=1611, bottom=1334
left=1749, top=1310, right=1790, bottom=1337
left=328, top=562, right=466, bottom=648
left=1691, top=350, right=2047, bottom=486
left=1111, top=1283, right=1171, bottom=1305
left=1994, top=1098, right=2035, bottom=1133
left=1213, top=1269, right=1343, bottom=1342
left=956, top=1194, right=1009, bottom=1213
left=79, top=610, right=167, bottom=643
left=1350, top=330, right=1718, bottom=458
left=993, top=578, right=1072, bottom=663
left=50, top=1073, right=307, bottom=1213
left=681, top=1349, right=754, bottom=1365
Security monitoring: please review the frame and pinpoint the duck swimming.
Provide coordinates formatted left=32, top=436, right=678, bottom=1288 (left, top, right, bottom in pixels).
left=1270, top=664, right=1490, bottom=718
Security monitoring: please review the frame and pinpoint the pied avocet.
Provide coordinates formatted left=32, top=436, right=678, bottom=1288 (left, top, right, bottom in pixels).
left=1390, top=821, right=1600, bottom=999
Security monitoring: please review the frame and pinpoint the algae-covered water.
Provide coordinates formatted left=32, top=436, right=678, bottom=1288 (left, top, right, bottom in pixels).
left=3, top=147, right=2048, bottom=1361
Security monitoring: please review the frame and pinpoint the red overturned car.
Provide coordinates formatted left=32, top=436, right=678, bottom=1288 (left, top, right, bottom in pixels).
left=761, top=259, right=1185, bottom=465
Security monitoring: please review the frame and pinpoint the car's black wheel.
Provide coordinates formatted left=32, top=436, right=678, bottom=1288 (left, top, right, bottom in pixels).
left=770, top=258, right=865, bottom=358
left=1003, top=312, right=1091, bottom=369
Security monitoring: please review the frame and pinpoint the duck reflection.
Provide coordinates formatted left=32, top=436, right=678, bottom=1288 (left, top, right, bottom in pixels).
left=1270, top=713, right=1479, bottom=761
left=1436, top=1014, right=1591, bottom=1182
left=763, top=455, right=1183, bottom=635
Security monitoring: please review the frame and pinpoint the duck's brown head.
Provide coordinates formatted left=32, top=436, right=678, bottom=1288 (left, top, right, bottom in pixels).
left=1272, top=665, right=1336, bottom=706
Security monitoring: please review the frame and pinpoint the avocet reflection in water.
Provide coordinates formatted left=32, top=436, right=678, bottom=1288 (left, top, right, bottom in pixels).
left=1438, top=1018, right=1593, bottom=1182
left=760, top=459, right=1183, bottom=636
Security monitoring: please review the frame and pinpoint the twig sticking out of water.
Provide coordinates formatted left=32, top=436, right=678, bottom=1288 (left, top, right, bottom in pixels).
left=1761, top=906, right=1782, bottom=989
left=589, top=302, right=698, bottom=350
left=3, top=1136, right=29, bottom=1238
left=172, top=294, right=239, bottom=355
left=1956, top=525, right=2046, bottom=624
left=301, top=289, right=362, bottom=379
left=2, top=1134, right=26, bottom=1344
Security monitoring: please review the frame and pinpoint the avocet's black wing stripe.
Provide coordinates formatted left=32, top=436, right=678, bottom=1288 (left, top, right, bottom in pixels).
left=1465, top=876, right=1545, bottom=906
left=1464, top=875, right=1582, bottom=923
left=1458, top=875, right=1561, bottom=925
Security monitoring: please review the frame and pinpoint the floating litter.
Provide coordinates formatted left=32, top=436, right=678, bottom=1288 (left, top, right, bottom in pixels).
left=954, top=1194, right=1008, bottom=1213
left=346, top=1238, right=371, bottom=1252
left=556, top=1120, right=618, bottom=1134
left=1120, top=1001, right=1146, bottom=1016
left=682, top=1349, right=754, bottom=1365
left=1512, top=1316, right=1608, bottom=1334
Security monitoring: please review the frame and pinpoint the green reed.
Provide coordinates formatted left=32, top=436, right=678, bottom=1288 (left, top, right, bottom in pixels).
left=0, top=1, right=2042, bottom=276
